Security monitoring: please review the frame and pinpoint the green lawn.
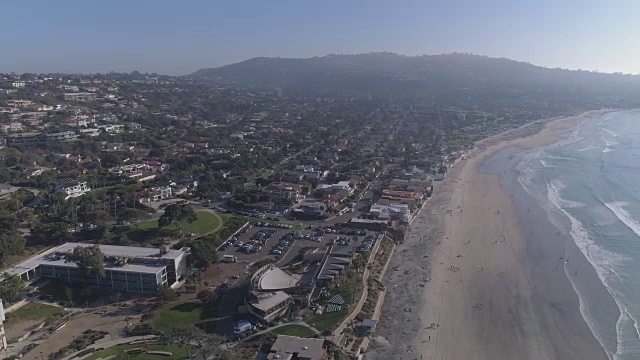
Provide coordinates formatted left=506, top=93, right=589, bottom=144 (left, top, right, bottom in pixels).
left=137, top=211, right=221, bottom=234
left=307, top=308, right=348, bottom=332
left=5, top=303, right=67, bottom=323
left=152, top=301, right=219, bottom=332
left=125, top=211, right=223, bottom=243
left=85, top=343, right=195, bottom=360
left=271, top=324, right=316, bottom=338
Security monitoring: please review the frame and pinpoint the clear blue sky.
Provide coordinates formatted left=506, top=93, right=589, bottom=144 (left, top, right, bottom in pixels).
left=2, top=0, right=639, bottom=75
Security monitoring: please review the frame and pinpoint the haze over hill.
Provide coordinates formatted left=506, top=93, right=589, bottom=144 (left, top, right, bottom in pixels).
left=190, top=52, right=640, bottom=108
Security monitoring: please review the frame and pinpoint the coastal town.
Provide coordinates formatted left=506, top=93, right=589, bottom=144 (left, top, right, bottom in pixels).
left=0, top=67, right=624, bottom=360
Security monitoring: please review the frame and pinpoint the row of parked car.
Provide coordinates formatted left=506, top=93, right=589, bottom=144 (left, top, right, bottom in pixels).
left=271, top=233, right=294, bottom=255
left=356, top=234, right=377, bottom=253
left=255, top=221, right=293, bottom=229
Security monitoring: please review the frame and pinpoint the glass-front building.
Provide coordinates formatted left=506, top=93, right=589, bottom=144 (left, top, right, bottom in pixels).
left=3, top=243, right=188, bottom=294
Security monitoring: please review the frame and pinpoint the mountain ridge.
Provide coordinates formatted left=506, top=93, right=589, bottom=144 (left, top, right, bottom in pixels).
left=188, top=52, right=640, bottom=101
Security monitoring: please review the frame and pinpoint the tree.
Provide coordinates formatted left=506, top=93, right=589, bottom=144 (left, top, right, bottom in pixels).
left=162, top=327, right=198, bottom=360
left=65, top=245, right=106, bottom=278
left=196, top=289, right=216, bottom=304
left=156, top=285, right=178, bottom=302
left=0, top=234, right=26, bottom=266
left=188, top=239, right=218, bottom=270
left=0, top=273, right=25, bottom=302
left=158, top=204, right=197, bottom=235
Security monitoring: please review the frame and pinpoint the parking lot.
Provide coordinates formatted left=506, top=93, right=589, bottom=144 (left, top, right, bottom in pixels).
left=216, top=222, right=296, bottom=264
left=214, top=222, right=381, bottom=277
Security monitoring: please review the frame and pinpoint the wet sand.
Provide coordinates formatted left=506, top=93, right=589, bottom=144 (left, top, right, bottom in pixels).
left=368, top=111, right=612, bottom=360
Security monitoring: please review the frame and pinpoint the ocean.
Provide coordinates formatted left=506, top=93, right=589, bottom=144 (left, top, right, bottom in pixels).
left=511, top=110, right=640, bottom=360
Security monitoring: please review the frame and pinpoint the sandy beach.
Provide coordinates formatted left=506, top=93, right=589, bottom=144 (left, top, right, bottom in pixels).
left=368, top=111, right=613, bottom=360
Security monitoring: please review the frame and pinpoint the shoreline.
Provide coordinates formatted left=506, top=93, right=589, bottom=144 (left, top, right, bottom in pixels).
left=368, top=110, right=614, bottom=360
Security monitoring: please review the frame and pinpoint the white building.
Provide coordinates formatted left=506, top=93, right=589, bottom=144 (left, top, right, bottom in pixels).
left=97, top=124, right=124, bottom=134
left=53, top=179, right=91, bottom=199
left=0, top=299, right=6, bottom=352
left=370, top=203, right=411, bottom=222
left=150, top=186, right=172, bottom=201
left=12, top=82, right=26, bottom=88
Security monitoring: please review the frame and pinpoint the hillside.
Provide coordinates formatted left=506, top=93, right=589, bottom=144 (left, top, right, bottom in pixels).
left=189, top=53, right=640, bottom=106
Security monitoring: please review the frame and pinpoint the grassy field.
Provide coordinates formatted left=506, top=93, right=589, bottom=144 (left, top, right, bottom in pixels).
left=5, top=303, right=67, bottom=323
left=136, top=211, right=221, bottom=234
left=85, top=343, right=195, bottom=360
left=125, top=211, right=222, bottom=243
left=307, top=308, right=348, bottom=332
left=271, top=324, right=316, bottom=338
left=152, top=301, right=219, bottom=332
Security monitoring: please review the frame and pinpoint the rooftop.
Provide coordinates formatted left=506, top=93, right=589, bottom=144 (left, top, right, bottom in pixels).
left=4, top=242, right=185, bottom=277
left=268, top=335, right=325, bottom=360
left=258, top=266, right=300, bottom=291
left=250, top=291, right=291, bottom=312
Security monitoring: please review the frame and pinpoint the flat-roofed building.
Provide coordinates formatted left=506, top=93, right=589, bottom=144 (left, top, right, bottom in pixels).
left=64, top=92, right=97, bottom=102
left=3, top=243, right=188, bottom=293
left=247, top=291, right=293, bottom=322
left=267, top=335, right=326, bottom=360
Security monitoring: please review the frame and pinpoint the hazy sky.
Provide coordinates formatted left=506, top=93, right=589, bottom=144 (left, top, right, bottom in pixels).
left=2, top=0, right=639, bottom=75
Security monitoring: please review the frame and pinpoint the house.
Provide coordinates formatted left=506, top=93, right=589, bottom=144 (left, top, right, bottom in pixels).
left=45, top=131, right=78, bottom=142
left=97, top=124, right=124, bottom=134
left=316, top=181, right=354, bottom=196
left=150, top=186, right=172, bottom=201
left=0, top=122, right=24, bottom=133
left=64, top=92, right=97, bottom=102
left=6, top=132, right=42, bottom=146
left=293, top=199, right=326, bottom=218
left=143, top=161, right=168, bottom=173
left=370, top=203, right=411, bottom=222
left=265, top=182, right=301, bottom=203
left=53, top=179, right=91, bottom=199
left=267, top=336, right=326, bottom=360
left=79, top=128, right=101, bottom=137
left=6, top=100, right=32, bottom=108
left=12, top=81, right=26, bottom=88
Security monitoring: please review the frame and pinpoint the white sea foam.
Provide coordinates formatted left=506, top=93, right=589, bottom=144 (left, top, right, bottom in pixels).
left=545, top=181, right=630, bottom=359
left=547, top=179, right=585, bottom=208
left=539, top=159, right=556, bottom=168
left=602, top=136, right=619, bottom=147
left=604, top=147, right=614, bottom=153
left=604, top=202, right=640, bottom=240
left=547, top=155, right=577, bottom=161
left=603, top=128, right=620, bottom=138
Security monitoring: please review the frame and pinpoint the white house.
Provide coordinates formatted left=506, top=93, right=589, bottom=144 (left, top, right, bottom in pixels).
left=151, top=186, right=172, bottom=201
left=12, top=81, right=26, bottom=88
left=53, top=179, right=91, bottom=200
left=370, top=203, right=411, bottom=222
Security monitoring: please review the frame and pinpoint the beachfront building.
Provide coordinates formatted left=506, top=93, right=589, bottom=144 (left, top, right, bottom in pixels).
left=266, top=335, right=326, bottom=360
left=0, top=299, right=6, bottom=352
left=3, top=243, right=188, bottom=293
